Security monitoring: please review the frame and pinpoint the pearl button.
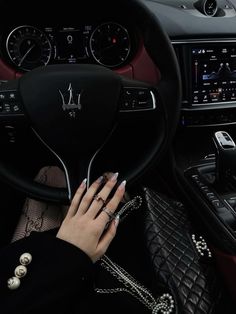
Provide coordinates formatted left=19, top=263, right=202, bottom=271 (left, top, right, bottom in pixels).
left=7, top=276, right=21, bottom=290
left=19, top=253, right=32, bottom=265
left=14, top=265, right=27, bottom=278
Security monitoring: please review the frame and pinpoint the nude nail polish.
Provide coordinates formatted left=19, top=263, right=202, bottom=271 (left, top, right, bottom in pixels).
left=118, top=180, right=126, bottom=190
left=114, top=215, right=120, bottom=227
left=80, top=178, right=87, bottom=188
left=96, top=176, right=104, bottom=183
left=110, top=172, right=119, bottom=182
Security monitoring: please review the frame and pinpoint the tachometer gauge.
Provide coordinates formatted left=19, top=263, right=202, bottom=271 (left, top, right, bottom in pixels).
left=90, top=22, right=131, bottom=68
left=6, top=25, right=52, bottom=71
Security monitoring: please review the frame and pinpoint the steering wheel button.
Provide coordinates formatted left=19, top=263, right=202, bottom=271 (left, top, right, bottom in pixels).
left=120, top=99, right=132, bottom=111
left=136, top=100, right=148, bottom=108
left=137, top=89, right=146, bottom=96
left=137, top=89, right=149, bottom=100
left=131, top=99, right=138, bottom=107
left=3, top=103, right=11, bottom=112
left=124, top=89, right=133, bottom=98
left=9, top=93, right=16, bottom=99
left=123, top=101, right=132, bottom=110
left=5, top=91, right=18, bottom=101
left=12, top=104, right=21, bottom=113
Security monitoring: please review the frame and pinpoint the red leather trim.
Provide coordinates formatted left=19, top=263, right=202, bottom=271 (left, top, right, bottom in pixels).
left=0, top=43, right=160, bottom=86
left=213, top=247, right=236, bottom=302
left=115, top=64, right=133, bottom=79
left=116, top=43, right=160, bottom=85
left=15, top=72, right=23, bottom=78
left=131, top=44, right=161, bottom=85
left=0, top=59, right=16, bottom=80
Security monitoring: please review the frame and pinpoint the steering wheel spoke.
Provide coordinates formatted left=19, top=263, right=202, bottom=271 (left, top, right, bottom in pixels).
left=57, top=153, right=97, bottom=201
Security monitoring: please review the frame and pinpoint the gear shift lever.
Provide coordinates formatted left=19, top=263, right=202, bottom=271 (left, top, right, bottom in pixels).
left=213, top=131, right=236, bottom=184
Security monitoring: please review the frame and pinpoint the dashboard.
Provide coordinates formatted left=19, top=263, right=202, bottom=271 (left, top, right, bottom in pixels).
left=142, top=0, right=236, bottom=127
left=1, top=23, right=136, bottom=72
left=1, top=0, right=236, bottom=128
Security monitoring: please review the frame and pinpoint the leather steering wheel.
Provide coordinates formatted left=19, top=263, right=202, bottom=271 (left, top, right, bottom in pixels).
left=0, top=0, right=181, bottom=204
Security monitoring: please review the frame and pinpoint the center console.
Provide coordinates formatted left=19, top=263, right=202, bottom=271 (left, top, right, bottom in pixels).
left=174, top=40, right=236, bottom=127
left=181, top=130, right=236, bottom=251
left=168, top=39, right=236, bottom=300
left=172, top=39, right=236, bottom=240
left=173, top=119, right=236, bottom=299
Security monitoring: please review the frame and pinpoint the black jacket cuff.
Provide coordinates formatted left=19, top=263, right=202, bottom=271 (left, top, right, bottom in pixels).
left=0, top=232, right=94, bottom=314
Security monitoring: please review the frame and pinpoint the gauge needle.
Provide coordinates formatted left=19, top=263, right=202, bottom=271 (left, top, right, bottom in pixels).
left=100, top=43, right=116, bottom=53
left=18, top=44, right=36, bottom=67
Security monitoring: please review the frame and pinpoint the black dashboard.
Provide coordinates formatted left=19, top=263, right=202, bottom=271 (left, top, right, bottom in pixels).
left=1, top=22, right=137, bottom=72
left=0, top=0, right=141, bottom=73
left=143, top=0, right=236, bottom=127
left=1, top=0, right=236, bottom=128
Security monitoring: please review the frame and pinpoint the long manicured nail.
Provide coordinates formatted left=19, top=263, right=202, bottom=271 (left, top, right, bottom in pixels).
left=118, top=180, right=126, bottom=191
left=80, top=178, right=87, bottom=189
left=110, top=172, right=119, bottom=182
left=96, top=176, right=104, bottom=183
left=114, top=215, right=120, bottom=227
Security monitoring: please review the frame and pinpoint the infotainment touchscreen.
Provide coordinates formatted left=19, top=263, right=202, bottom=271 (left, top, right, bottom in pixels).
left=191, top=45, right=236, bottom=105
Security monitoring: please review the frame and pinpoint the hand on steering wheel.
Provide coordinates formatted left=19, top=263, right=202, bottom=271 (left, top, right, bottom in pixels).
left=56, top=173, right=126, bottom=262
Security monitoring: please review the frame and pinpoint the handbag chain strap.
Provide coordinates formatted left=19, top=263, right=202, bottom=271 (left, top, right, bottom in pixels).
left=95, top=196, right=175, bottom=314
left=95, top=254, right=174, bottom=314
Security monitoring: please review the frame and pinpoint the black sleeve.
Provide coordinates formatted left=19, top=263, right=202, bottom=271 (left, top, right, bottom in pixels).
left=0, top=232, right=95, bottom=314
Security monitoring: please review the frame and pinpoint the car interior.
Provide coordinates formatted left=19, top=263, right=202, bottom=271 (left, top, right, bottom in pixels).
left=1, top=0, right=236, bottom=312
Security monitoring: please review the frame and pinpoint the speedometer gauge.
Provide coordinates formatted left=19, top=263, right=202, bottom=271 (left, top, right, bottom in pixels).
left=6, top=25, right=52, bottom=71
left=90, top=22, right=131, bottom=68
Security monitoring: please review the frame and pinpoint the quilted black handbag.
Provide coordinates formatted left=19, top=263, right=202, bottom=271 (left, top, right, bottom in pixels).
left=142, top=187, right=234, bottom=314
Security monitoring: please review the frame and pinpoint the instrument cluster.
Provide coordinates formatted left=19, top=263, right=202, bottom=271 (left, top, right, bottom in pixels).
left=3, top=22, right=134, bottom=72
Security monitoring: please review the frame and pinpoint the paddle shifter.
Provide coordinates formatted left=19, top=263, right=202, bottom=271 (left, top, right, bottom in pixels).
left=213, top=131, right=236, bottom=184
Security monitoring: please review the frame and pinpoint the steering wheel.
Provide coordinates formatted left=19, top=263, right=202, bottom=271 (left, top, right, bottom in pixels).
left=0, top=0, right=181, bottom=204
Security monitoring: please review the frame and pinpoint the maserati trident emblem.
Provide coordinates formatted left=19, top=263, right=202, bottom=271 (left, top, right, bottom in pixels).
left=59, top=83, right=82, bottom=118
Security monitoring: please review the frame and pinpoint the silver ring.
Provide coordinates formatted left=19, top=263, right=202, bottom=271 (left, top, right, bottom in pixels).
left=94, top=194, right=106, bottom=205
left=102, top=207, right=115, bottom=220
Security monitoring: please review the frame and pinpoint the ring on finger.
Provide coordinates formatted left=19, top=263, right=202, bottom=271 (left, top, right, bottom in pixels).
left=102, top=206, right=115, bottom=220
left=94, top=194, right=106, bottom=205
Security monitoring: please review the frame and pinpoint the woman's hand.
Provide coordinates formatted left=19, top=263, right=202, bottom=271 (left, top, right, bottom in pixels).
left=56, top=173, right=126, bottom=263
